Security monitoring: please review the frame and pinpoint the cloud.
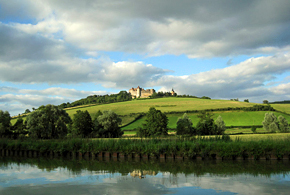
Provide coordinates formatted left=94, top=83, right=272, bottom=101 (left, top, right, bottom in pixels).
left=0, top=87, right=109, bottom=115
left=0, top=23, right=170, bottom=87
left=270, top=83, right=290, bottom=95
left=2, top=0, right=289, bottom=58
left=151, top=53, right=290, bottom=101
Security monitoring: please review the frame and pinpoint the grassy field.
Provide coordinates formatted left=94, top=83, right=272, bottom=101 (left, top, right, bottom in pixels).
left=64, top=97, right=255, bottom=117
left=271, top=104, right=290, bottom=114
left=122, top=111, right=290, bottom=130
left=122, top=127, right=268, bottom=136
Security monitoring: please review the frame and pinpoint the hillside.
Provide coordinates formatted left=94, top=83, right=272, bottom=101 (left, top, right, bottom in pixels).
left=64, top=97, right=256, bottom=117
left=11, top=98, right=290, bottom=131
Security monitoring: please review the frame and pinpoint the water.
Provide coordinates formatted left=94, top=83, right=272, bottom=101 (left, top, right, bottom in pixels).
left=0, top=157, right=290, bottom=195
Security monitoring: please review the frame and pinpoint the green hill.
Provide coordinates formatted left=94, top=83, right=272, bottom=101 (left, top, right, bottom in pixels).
left=11, top=98, right=290, bottom=132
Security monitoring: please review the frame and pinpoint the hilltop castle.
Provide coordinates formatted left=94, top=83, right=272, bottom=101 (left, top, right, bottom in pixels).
left=129, top=86, right=155, bottom=98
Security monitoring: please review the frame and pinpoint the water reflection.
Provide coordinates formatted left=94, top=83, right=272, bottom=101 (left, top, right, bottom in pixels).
left=0, top=157, right=290, bottom=195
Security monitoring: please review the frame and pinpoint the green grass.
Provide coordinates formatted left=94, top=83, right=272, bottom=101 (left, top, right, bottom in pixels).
left=271, top=104, right=290, bottom=114
left=2, top=136, right=290, bottom=159
left=64, top=97, right=255, bottom=117
left=122, top=111, right=290, bottom=130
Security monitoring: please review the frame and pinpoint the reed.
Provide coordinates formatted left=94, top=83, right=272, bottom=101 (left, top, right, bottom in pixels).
left=1, top=137, right=290, bottom=159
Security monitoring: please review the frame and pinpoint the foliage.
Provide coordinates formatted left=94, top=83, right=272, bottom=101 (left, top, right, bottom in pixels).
left=2, top=137, right=290, bottom=161
left=251, top=126, right=257, bottom=133
left=71, top=110, right=93, bottom=138
left=139, top=107, right=168, bottom=137
left=263, top=100, right=269, bottom=104
left=150, top=91, right=177, bottom=98
left=244, top=99, right=249, bottom=103
left=215, top=115, right=226, bottom=135
left=97, top=110, right=123, bottom=138
left=11, top=117, right=28, bottom=138
left=0, top=110, right=11, bottom=138
left=196, top=111, right=218, bottom=135
left=262, top=112, right=279, bottom=133
left=278, top=115, right=289, bottom=133
left=176, top=113, right=195, bottom=135
left=26, top=105, right=72, bottom=139
left=59, top=91, right=132, bottom=109
left=24, top=109, right=31, bottom=114
left=91, top=110, right=103, bottom=137
left=269, top=100, right=290, bottom=104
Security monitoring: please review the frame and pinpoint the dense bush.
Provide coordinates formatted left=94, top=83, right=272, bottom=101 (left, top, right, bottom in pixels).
left=262, top=112, right=289, bottom=133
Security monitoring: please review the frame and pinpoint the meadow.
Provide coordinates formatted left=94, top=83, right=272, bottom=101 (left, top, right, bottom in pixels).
left=121, top=110, right=290, bottom=130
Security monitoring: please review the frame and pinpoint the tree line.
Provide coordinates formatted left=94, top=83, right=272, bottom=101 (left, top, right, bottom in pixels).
left=1, top=106, right=288, bottom=139
left=59, top=91, right=132, bottom=109
left=136, top=108, right=226, bottom=137
left=0, top=105, right=123, bottom=139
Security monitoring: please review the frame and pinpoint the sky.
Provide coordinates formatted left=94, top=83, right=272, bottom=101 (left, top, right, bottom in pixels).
left=0, top=0, right=290, bottom=116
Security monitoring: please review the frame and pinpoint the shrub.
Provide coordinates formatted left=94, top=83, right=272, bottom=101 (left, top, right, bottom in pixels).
left=215, top=115, right=226, bottom=135
left=262, top=112, right=278, bottom=133
left=251, top=126, right=257, bottom=133
left=278, top=115, right=289, bottom=133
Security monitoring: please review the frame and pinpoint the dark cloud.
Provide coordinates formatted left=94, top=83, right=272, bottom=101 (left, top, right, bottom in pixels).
left=33, top=0, right=290, bottom=57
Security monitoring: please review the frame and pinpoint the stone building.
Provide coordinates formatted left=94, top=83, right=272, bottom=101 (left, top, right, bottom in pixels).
left=129, top=86, right=155, bottom=98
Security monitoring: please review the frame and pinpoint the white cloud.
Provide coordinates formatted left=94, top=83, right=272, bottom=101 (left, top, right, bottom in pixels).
left=0, top=87, right=109, bottom=115
left=270, top=83, right=290, bottom=95
left=150, top=53, right=290, bottom=101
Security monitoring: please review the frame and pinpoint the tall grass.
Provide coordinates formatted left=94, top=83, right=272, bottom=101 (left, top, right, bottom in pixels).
left=1, top=137, right=290, bottom=159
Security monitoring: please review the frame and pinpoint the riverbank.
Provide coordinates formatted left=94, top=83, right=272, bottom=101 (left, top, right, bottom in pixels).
left=1, top=137, right=290, bottom=160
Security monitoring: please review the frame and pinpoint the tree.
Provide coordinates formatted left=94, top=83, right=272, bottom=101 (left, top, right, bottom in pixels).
left=92, top=110, right=103, bottom=137
left=251, top=126, right=257, bottom=133
left=196, top=111, right=217, bottom=135
left=24, top=109, right=31, bottom=114
left=263, top=100, right=269, bottom=104
left=0, top=110, right=11, bottom=138
left=139, top=107, right=168, bottom=137
left=12, top=117, right=28, bottom=138
left=176, top=113, right=194, bottom=135
left=244, top=99, right=249, bottom=103
left=97, top=110, right=123, bottom=138
left=278, top=115, right=289, bottom=133
left=262, top=112, right=278, bottom=133
left=215, top=115, right=226, bottom=135
left=71, top=110, right=93, bottom=138
left=26, top=105, right=72, bottom=139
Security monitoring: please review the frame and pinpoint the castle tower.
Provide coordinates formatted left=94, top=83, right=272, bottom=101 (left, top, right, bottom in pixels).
left=171, top=88, right=175, bottom=96
left=136, top=86, right=141, bottom=98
